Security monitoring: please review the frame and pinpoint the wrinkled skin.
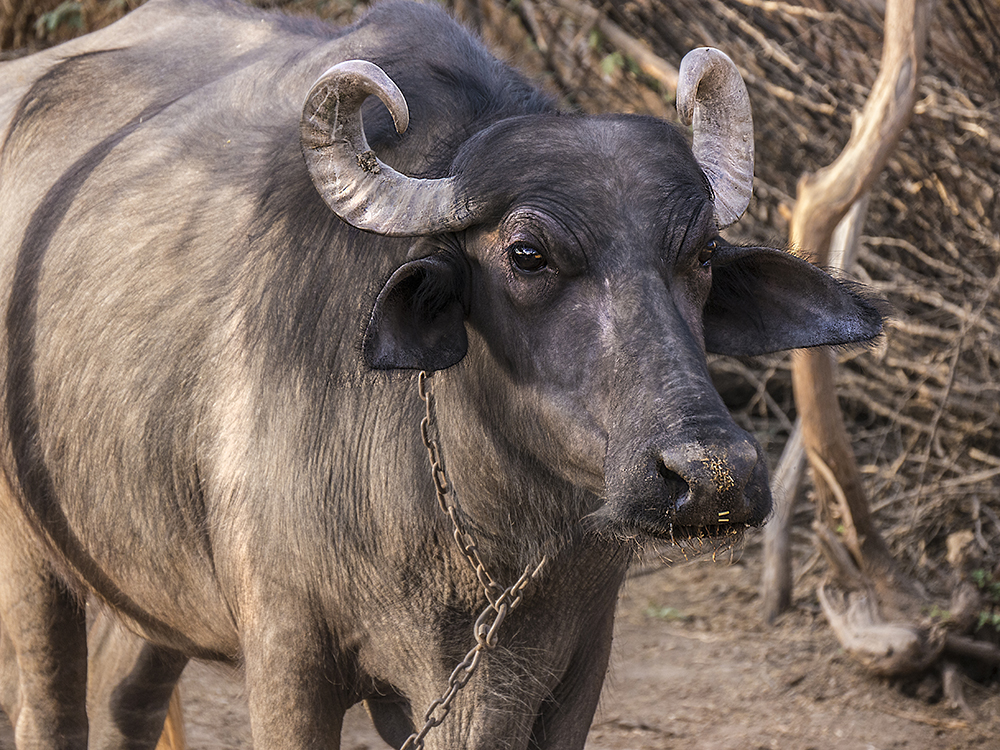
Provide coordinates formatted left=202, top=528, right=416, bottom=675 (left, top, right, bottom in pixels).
left=0, top=0, right=881, bottom=748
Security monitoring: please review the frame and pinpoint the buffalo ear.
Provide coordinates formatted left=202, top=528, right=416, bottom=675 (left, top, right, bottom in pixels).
left=704, top=246, right=884, bottom=356
left=363, top=255, right=468, bottom=370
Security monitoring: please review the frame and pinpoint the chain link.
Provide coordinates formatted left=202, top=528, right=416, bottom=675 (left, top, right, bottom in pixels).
left=400, top=371, right=548, bottom=750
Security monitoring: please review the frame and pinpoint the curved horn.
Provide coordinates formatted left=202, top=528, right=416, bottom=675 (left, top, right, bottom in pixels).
left=676, top=48, right=754, bottom=229
left=300, top=60, right=479, bottom=237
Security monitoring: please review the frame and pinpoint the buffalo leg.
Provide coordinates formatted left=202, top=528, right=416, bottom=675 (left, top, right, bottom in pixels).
left=86, top=609, right=188, bottom=750
left=528, top=596, right=618, bottom=750
left=365, top=694, right=414, bottom=749
left=0, top=505, right=88, bottom=749
left=241, top=618, right=351, bottom=749
left=1, top=616, right=19, bottom=739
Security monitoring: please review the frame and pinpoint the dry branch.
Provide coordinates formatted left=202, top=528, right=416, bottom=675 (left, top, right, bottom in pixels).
left=789, top=0, right=930, bottom=252
left=762, top=196, right=869, bottom=621
left=814, top=524, right=944, bottom=676
left=790, top=0, right=930, bottom=585
left=817, top=585, right=944, bottom=675
left=548, top=0, right=678, bottom=91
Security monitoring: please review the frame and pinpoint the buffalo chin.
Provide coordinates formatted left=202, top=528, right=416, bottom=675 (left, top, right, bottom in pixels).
left=587, top=497, right=769, bottom=546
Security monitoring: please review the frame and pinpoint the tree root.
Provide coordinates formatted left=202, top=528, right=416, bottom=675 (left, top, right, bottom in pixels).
left=815, top=520, right=1000, bottom=712
left=817, top=583, right=944, bottom=676
left=815, top=523, right=944, bottom=676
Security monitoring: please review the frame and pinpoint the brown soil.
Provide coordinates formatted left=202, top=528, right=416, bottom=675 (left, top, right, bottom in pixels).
left=4, top=541, right=996, bottom=749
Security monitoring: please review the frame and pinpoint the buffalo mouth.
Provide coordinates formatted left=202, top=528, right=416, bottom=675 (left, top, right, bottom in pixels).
left=596, top=512, right=754, bottom=545
left=587, top=492, right=770, bottom=548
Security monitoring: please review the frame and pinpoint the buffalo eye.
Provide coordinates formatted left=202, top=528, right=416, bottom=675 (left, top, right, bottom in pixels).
left=699, top=238, right=719, bottom=267
left=509, top=243, right=548, bottom=274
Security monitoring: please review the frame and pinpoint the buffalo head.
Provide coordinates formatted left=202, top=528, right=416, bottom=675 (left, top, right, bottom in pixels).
left=298, top=54, right=882, bottom=543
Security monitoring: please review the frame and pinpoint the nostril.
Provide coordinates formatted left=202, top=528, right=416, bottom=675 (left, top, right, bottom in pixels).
left=656, top=459, right=689, bottom=505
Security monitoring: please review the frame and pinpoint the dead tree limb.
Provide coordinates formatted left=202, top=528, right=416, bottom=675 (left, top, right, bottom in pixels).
left=762, top=196, right=869, bottom=622
left=784, top=0, right=944, bottom=675
left=155, top=687, right=186, bottom=750
left=789, top=0, right=930, bottom=257
left=789, top=0, right=929, bottom=586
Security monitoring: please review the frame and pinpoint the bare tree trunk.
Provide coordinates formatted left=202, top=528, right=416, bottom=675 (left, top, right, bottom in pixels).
left=782, top=0, right=952, bottom=674
left=761, top=418, right=803, bottom=621
left=762, top=196, right=868, bottom=622
left=791, top=0, right=927, bottom=577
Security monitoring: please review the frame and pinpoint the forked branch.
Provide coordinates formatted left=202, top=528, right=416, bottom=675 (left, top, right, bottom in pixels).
left=790, top=0, right=930, bottom=581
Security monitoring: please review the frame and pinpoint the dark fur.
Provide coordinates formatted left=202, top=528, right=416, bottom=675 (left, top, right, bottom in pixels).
left=0, top=1, right=882, bottom=748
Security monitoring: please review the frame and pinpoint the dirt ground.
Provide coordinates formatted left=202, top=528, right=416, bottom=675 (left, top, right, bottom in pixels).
left=3, top=539, right=997, bottom=750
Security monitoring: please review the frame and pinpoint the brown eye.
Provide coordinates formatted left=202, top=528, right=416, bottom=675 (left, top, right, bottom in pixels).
left=699, top=238, right=719, bottom=267
left=509, top=244, right=547, bottom=274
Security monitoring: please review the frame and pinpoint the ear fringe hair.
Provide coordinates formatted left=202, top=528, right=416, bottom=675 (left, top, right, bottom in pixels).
left=816, top=267, right=892, bottom=354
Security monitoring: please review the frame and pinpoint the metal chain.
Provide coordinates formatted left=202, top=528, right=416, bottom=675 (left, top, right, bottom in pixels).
left=400, top=371, right=548, bottom=750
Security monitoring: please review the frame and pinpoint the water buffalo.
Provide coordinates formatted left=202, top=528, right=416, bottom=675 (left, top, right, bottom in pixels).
left=0, top=0, right=882, bottom=747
